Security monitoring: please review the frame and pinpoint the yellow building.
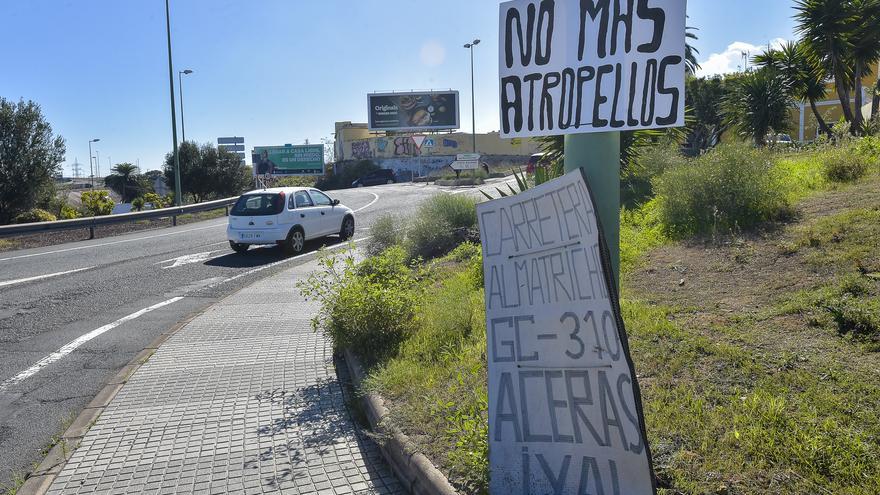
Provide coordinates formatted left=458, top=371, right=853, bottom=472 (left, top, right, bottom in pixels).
left=333, top=121, right=540, bottom=177
left=790, top=69, right=878, bottom=141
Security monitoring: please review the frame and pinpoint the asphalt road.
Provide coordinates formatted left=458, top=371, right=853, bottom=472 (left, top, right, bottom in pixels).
left=0, top=180, right=495, bottom=489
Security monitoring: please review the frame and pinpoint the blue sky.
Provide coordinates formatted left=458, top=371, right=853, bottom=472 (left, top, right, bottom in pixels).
left=0, top=0, right=797, bottom=176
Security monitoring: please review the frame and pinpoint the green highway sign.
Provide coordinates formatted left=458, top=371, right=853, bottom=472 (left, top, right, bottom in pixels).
left=251, top=144, right=324, bottom=176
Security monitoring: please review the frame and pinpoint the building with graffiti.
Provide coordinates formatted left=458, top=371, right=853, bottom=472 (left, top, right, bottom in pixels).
left=333, top=121, right=541, bottom=178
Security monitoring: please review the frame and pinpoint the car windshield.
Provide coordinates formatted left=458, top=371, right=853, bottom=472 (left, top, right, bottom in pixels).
left=230, top=194, right=281, bottom=216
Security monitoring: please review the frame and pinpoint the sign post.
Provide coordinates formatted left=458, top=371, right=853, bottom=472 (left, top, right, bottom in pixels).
left=564, top=133, right=621, bottom=287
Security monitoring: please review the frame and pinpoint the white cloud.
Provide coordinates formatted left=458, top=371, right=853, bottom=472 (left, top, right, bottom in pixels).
left=419, top=41, right=446, bottom=67
left=696, top=38, right=787, bottom=77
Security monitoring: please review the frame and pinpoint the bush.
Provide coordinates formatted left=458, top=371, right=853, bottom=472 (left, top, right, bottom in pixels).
left=143, top=192, right=166, bottom=209
left=366, top=213, right=403, bottom=256
left=131, top=197, right=145, bottom=211
left=298, top=246, right=425, bottom=364
left=14, top=208, right=56, bottom=223
left=273, top=176, right=317, bottom=188
left=80, top=190, right=114, bottom=216
left=404, top=194, right=478, bottom=260
left=821, top=146, right=870, bottom=183
left=59, top=204, right=80, bottom=219
left=655, top=144, right=791, bottom=236
left=621, top=144, right=687, bottom=207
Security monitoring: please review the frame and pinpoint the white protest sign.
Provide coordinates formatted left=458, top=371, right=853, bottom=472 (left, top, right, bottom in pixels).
left=498, top=0, right=686, bottom=138
left=478, top=170, right=655, bottom=494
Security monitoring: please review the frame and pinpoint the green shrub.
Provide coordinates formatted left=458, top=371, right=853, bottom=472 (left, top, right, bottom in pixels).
left=405, top=194, right=477, bottom=260
left=143, top=192, right=165, bottom=209
left=655, top=144, right=791, bottom=236
left=824, top=296, right=880, bottom=339
left=821, top=146, right=870, bottom=183
left=273, top=176, right=317, bottom=188
left=366, top=213, right=403, bottom=256
left=298, top=246, right=424, bottom=364
left=80, top=190, right=114, bottom=216
left=621, top=144, right=687, bottom=207
left=59, top=204, right=80, bottom=219
left=14, top=208, right=56, bottom=223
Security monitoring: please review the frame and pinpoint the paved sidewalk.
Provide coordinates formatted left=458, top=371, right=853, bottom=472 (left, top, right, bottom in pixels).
left=46, top=257, right=402, bottom=494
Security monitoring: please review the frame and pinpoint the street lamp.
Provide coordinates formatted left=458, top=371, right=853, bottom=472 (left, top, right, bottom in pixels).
left=165, top=0, right=183, bottom=206
left=88, top=138, right=100, bottom=187
left=178, top=69, right=193, bottom=143
left=463, top=39, right=480, bottom=153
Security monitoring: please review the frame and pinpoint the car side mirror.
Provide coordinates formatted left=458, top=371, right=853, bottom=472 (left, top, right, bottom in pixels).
left=331, top=199, right=340, bottom=206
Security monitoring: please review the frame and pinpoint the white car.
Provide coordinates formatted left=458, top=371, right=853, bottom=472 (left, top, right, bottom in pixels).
left=226, top=187, right=355, bottom=254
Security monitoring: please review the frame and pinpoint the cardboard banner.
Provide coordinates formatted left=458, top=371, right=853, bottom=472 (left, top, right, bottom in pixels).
left=478, top=170, right=655, bottom=494
left=498, top=0, right=686, bottom=138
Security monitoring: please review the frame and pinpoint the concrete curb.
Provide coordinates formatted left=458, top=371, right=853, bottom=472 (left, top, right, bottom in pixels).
left=342, top=349, right=459, bottom=495
left=15, top=309, right=205, bottom=495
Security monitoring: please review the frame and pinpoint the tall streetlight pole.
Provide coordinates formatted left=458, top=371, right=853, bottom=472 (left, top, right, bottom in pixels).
left=463, top=39, right=480, bottom=153
left=178, top=69, right=193, bottom=143
left=88, top=139, right=99, bottom=187
left=165, top=0, right=183, bottom=206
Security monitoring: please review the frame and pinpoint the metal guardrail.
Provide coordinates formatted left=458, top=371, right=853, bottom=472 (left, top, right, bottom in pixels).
left=0, top=197, right=238, bottom=239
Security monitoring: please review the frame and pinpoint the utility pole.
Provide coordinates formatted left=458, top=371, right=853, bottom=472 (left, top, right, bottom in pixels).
left=464, top=39, right=480, bottom=153
left=165, top=0, right=183, bottom=206
left=88, top=140, right=99, bottom=187
left=179, top=69, right=193, bottom=143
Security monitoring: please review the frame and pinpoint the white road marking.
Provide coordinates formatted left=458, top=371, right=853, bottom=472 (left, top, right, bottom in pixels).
left=156, top=250, right=227, bottom=269
left=201, top=236, right=370, bottom=291
left=0, top=222, right=226, bottom=263
left=0, top=266, right=96, bottom=288
left=352, top=192, right=379, bottom=213
left=0, top=297, right=184, bottom=392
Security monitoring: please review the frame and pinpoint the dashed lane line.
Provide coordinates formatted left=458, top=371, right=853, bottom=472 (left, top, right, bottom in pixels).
left=0, top=297, right=184, bottom=392
left=0, top=266, right=96, bottom=288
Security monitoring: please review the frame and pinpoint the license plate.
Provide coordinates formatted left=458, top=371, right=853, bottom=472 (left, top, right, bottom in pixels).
left=239, top=232, right=262, bottom=240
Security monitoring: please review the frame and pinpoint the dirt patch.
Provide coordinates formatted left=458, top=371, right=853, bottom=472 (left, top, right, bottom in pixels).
left=626, top=174, right=880, bottom=377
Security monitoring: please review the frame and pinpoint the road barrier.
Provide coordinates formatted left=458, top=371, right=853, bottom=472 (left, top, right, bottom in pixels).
left=0, top=197, right=238, bottom=240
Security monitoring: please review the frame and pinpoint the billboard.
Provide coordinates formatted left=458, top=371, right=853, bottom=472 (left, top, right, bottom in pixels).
left=251, top=144, right=324, bottom=176
left=498, top=0, right=686, bottom=138
left=368, top=91, right=460, bottom=132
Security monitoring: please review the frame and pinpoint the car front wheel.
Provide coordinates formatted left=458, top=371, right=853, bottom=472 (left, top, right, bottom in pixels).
left=340, top=216, right=355, bottom=240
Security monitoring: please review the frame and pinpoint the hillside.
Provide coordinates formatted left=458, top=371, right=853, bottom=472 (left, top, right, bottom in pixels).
left=624, top=174, right=880, bottom=494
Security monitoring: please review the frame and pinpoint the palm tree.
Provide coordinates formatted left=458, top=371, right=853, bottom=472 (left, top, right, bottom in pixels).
left=685, top=25, right=701, bottom=75
left=849, top=0, right=880, bottom=131
left=107, top=163, right=140, bottom=203
left=724, top=68, right=794, bottom=146
left=754, top=40, right=832, bottom=136
left=794, top=0, right=857, bottom=124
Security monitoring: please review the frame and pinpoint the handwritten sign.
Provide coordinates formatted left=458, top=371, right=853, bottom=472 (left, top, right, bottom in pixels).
left=478, top=170, right=656, bottom=494
left=498, top=0, right=686, bottom=138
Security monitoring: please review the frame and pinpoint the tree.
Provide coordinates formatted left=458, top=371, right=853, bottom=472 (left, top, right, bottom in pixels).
left=754, top=40, right=832, bottom=137
left=849, top=0, right=880, bottom=131
left=685, top=25, right=701, bottom=75
left=685, top=75, right=733, bottom=151
left=795, top=0, right=857, bottom=123
left=164, top=142, right=251, bottom=203
left=724, top=68, right=794, bottom=146
left=0, top=98, right=66, bottom=223
left=104, top=163, right=148, bottom=203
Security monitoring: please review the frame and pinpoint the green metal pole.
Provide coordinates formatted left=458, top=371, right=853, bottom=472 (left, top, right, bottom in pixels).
left=165, top=0, right=182, bottom=206
left=564, top=132, right=620, bottom=290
